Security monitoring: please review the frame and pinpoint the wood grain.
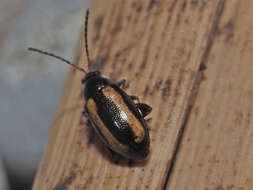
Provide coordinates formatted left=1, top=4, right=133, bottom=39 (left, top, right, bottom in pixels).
left=32, top=0, right=253, bottom=189
left=167, top=0, right=253, bottom=190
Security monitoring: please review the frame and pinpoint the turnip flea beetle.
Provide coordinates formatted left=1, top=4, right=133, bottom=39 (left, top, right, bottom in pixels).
left=28, top=9, right=152, bottom=161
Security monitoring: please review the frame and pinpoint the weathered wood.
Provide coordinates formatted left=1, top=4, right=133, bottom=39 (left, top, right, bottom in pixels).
left=167, top=0, right=253, bottom=190
left=32, top=0, right=251, bottom=189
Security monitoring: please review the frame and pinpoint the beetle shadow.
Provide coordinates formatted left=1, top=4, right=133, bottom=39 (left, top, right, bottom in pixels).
left=85, top=123, right=150, bottom=167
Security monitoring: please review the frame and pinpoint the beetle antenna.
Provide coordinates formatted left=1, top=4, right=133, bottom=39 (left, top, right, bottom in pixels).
left=28, top=47, right=87, bottom=73
left=85, top=9, right=91, bottom=70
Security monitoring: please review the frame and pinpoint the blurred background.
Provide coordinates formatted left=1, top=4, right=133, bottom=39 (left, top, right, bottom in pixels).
left=0, top=0, right=89, bottom=189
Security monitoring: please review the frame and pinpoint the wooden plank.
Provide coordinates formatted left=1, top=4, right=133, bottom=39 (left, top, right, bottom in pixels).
left=32, top=0, right=226, bottom=189
left=167, top=0, right=253, bottom=189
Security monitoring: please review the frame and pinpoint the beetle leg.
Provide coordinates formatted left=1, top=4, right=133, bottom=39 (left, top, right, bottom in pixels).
left=80, top=108, right=90, bottom=125
left=80, top=119, right=90, bottom=126
left=79, top=88, right=84, bottom=99
left=83, top=110, right=88, bottom=117
left=136, top=103, right=152, bottom=117
left=80, top=116, right=89, bottom=126
left=116, top=79, right=126, bottom=88
left=80, top=107, right=90, bottom=125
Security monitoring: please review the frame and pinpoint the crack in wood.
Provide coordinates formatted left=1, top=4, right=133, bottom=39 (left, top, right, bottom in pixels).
left=162, top=0, right=226, bottom=189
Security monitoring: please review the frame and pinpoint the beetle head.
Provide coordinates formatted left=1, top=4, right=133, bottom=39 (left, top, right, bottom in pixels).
left=82, top=71, right=101, bottom=84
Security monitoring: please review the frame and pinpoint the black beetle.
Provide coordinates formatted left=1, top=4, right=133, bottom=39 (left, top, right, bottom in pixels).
left=28, top=9, right=152, bottom=161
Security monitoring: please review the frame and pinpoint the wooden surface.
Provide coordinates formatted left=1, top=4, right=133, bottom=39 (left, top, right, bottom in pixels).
left=167, top=0, right=253, bottom=189
left=32, top=0, right=253, bottom=189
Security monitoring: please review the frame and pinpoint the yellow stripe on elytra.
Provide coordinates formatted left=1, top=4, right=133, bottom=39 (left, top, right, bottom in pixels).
left=102, top=87, right=145, bottom=143
left=86, top=98, right=129, bottom=154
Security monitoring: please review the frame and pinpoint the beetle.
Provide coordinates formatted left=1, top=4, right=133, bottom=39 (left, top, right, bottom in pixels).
left=28, top=9, right=152, bottom=161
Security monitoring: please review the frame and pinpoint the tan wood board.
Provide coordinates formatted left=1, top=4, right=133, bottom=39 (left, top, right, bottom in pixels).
left=167, top=0, right=253, bottom=189
left=32, top=0, right=232, bottom=189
